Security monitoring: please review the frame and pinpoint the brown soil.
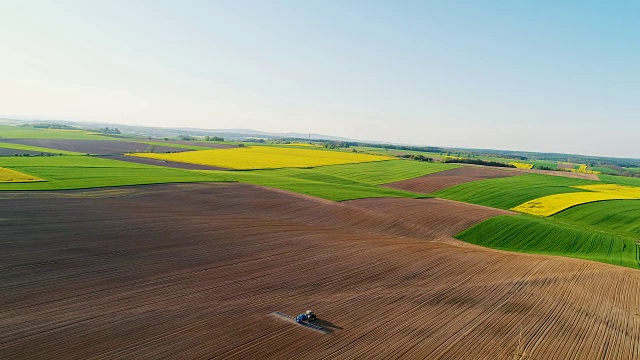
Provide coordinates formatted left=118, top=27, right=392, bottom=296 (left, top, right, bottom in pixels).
left=514, top=168, right=600, bottom=180
left=557, top=163, right=575, bottom=170
left=99, top=155, right=230, bottom=170
left=385, top=165, right=522, bottom=194
left=1, top=183, right=638, bottom=359
left=0, top=139, right=192, bottom=155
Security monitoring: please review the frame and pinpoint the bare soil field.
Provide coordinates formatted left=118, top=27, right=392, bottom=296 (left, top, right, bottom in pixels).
left=0, top=139, right=191, bottom=155
left=385, top=165, right=521, bottom=194
left=1, top=183, right=638, bottom=359
left=515, top=168, right=599, bottom=180
left=100, top=155, right=230, bottom=170
left=557, top=163, right=575, bottom=170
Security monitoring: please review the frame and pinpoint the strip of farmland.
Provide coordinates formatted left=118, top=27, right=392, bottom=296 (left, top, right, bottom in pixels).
left=0, top=139, right=193, bottom=155
left=384, top=165, right=522, bottom=194
left=1, top=183, right=638, bottom=359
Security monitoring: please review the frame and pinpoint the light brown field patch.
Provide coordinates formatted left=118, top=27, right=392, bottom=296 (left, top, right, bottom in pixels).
left=515, top=168, right=600, bottom=180
left=1, top=183, right=638, bottom=359
left=384, top=165, right=521, bottom=194
left=557, top=163, right=575, bottom=170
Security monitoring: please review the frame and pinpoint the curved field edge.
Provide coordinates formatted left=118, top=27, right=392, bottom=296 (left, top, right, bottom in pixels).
left=511, top=184, right=640, bottom=216
left=455, top=215, right=640, bottom=270
left=434, top=173, right=600, bottom=209
left=0, top=156, right=422, bottom=201
left=551, top=199, right=640, bottom=238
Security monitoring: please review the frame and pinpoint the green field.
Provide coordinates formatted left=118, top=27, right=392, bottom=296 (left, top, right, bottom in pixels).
left=532, top=160, right=559, bottom=170
left=434, top=173, right=598, bottom=209
left=309, top=160, right=458, bottom=185
left=0, top=125, right=111, bottom=140
left=0, top=155, right=421, bottom=201
left=0, top=156, right=226, bottom=190
left=552, top=200, right=640, bottom=238
left=457, top=215, right=640, bottom=269
left=212, top=168, right=420, bottom=201
left=0, top=141, right=83, bottom=156
left=597, top=174, right=640, bottom=186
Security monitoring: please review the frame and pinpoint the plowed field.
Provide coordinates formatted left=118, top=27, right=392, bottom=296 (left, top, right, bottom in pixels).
left=385, top=165, right=521, bottom=193
left=1, top=139, right=191, bottom=155
left=1, top=183, right=638, bottom=359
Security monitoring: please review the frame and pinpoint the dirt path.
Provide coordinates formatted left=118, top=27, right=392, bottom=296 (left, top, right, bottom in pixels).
left=0, top=183, right=638, bottom=359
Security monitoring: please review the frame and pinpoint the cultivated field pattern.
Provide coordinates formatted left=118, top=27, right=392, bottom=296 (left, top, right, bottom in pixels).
left=1, top=183, right=639, bottom=359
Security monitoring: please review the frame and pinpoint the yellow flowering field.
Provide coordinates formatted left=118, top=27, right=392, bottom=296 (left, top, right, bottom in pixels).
left=512, top=184, right=640, bottom=216
left=0, top=167, right=45, bottom=183
left=510, top=162, right=534, bottom=169
left=128, top=146, right=393, bottom=170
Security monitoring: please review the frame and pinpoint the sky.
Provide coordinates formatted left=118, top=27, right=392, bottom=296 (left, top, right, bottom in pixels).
left=1, top=1, right=638, bottom=158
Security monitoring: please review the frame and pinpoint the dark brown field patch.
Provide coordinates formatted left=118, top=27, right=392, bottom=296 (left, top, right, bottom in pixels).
left=0, top=139, right=192, bottom=155
left=0, top=183, right=638, bottom=359
left=384, top=165, right=521, bottom=194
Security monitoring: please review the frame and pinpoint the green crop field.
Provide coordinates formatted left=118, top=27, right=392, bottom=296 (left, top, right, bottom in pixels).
left=457, top=215, right=640, bottom=269
left=309, top=160, right=458, bottom=185
left=0, top=142, right=83, bottom=155
left=434, top=173, right=598, bottom=209
left=532, top=160, right=559, bottom=170
left=211, top=168, right=420, bottom=201
left=0, top=156, right=226, bottom=190
left=0, top=155, right=421, bottom=201
left=0, top=125, right=111, bottom=140
left=598, top=174, right=640, bottom=187
left=552, top=200, right=640, bottom=238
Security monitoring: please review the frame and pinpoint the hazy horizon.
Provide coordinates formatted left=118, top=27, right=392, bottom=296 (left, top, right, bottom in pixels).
left=1, top=1, right=638, bottom=158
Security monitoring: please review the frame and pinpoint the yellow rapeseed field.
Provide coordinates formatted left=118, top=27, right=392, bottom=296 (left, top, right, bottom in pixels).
left=510, top=162, right=534, bottom=169
left=0, top=167, right=44, bottom=183
left=128, top=146, right=393, bottom=170
left=512, top=184, right=640, bottom=216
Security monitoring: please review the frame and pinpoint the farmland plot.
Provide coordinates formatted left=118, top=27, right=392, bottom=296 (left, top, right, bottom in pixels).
left=1, top=183, right=639, bottom=359
left=128, top=146, right=394, bottom=169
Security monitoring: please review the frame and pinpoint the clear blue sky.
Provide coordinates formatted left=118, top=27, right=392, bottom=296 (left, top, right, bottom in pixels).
left=1, top=1, right=638, bottom=157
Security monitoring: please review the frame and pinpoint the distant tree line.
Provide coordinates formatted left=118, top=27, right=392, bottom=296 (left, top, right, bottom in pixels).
left=277, top=137, right=442, bottom=153
left=96, top=127, right=121, bottom=134
left=204, top=136, right=224, bottom=141
left=19, top=123, right=79, bottom=130
left=398, top=154, right=433, bottom=162
left=444, top=158, right=516, bottom=168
